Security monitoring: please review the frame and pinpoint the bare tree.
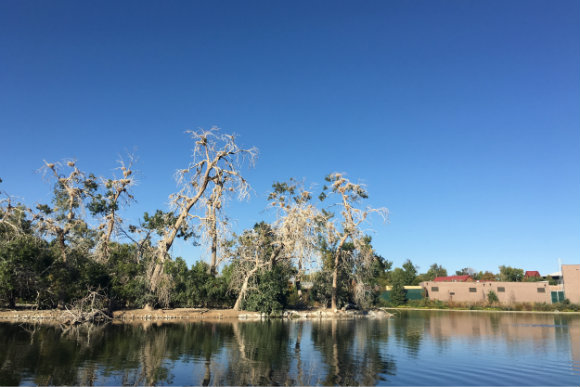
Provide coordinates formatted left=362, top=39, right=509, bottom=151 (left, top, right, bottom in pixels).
left=268, top=179, right=325, bottom=299
left=34, top=161, right=97, bottom=263
left=148, top=128, right=257, bottom=299
left=0, top=191, right=29, bottom=237
left=229, top=225, right=279, bottom=311
left=89, top=155, right=136, bottom=262
left=200, top=165, right=237, bottom=276
left=320, top=173, right=387, bottom=310
left=230, top=179, right=324, bottom=311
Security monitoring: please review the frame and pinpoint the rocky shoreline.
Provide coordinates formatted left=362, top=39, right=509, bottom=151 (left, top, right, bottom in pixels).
left=0, top=307, right=393, bottom=324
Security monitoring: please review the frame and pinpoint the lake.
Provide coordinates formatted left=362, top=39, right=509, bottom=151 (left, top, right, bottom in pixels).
left=0, top=310, right=578, bottom=386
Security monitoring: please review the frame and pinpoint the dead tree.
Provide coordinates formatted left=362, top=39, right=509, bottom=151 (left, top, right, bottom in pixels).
left=200, top=169, right=233, bottom=276
left=35, top=161, right=97, bottom=263
left=230, top=225, right=283, bottom=311
left=149, top=128, right=257, bottom=298
left=0, top=192, right=29, bottom=237
left=268, top=179, right=325, bottom=299
left=90, top=156, right=136, bottom=262
left=230, top=180, right=323, bottom=311
left=320, top=173, right=387, bottom=310
left=61, top=289, right=112, bottom=325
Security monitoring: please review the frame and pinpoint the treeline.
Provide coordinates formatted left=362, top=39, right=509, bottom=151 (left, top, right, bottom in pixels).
left=0, top=129, right=552, bottom=313
left=0, top=129, right=389, bottom=312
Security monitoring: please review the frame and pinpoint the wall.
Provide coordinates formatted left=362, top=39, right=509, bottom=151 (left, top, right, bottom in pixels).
left=562, top=264, right=580, bottom=304
left=420, top=281, right=552, bottom=305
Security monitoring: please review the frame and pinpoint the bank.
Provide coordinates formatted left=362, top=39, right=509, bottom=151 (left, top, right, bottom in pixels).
left=381, top=306, right=580, bottom=314
left=0, top=307, right=393, bottom=324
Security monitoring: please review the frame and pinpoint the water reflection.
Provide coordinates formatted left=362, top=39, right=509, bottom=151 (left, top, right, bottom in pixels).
left=0, top=311, right=578, bottom=386
left=311, top=319, right=396, bottom=385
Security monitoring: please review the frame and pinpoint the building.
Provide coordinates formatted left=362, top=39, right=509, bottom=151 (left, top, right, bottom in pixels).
left=421, top=281, right=551, bottom=304
left=420, top=264, right=580, bottom=305
left=562, top=264, right=580, bottom=304
left=524, top=271, right=541, bottom=280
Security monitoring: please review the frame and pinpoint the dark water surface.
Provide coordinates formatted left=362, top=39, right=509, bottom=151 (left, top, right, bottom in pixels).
left=0, top=310, right=578, bottom=386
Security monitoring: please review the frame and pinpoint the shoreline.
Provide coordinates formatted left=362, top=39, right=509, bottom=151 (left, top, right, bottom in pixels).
left=0, top=307, right=393, bottom=324
left=2, top=306, right=577, bottom=324
left=381, top=307, right=580, bottom=315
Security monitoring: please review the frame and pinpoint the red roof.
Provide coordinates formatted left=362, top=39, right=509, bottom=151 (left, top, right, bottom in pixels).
left=433, top=275, right=472, bottom=282
left=525, top=271, right=541, bottom=278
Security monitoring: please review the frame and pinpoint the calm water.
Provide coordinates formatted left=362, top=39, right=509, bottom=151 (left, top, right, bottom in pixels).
left=0, top=310, right=578, bottom=386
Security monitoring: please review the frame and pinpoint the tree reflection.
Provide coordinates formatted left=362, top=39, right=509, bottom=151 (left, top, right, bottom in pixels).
left=223, top=320, right=293, bottom=385
left=391, top=311, right=424, bottom=358
left=311, top=319, right=396, bottom=385
left=15, top=314, right=580, bottom=386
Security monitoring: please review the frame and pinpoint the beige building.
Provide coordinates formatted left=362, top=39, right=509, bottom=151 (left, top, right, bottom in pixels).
left=420, top=263, right=580, bottom=305
left=562, top=264, right=580, bottom=304
left=420, top=280, right=552, bottom=305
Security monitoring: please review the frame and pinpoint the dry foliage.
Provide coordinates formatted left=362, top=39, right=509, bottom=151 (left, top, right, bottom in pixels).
left=322, top=173, right=388, bottom=310
left=149, top=128, right=257, bottom=298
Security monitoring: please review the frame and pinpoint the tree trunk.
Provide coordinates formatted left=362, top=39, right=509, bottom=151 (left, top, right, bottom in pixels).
left=202, top=360, right=211, bottom=386
left=331, top=234, right=349, bottom=311
left=58, top=230, right=67, bottom=263
left=296, top=257, right=302, bottom=299
left=101, top=212, right=116, bottom=262
left=209, top=204, right=217, bottom=275
left=150, top=175, right=211, bottom=293
left=8, top=290, right=15, bottom=309
left=233, top=265, right=259, bottom=311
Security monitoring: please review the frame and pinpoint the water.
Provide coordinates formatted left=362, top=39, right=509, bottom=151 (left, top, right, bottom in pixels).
left=0, top=310, right=578, bottom=386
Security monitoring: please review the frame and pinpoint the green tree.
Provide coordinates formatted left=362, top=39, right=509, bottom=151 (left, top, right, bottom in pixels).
left=371, top=255, right=393, bottom=288
left=498, top=265, right=524, bottom=282
left=402, top=259, right=418, bottom=285
left=242, top=262, right=295, bottom=313
left=455, top=267, right=475, bottom=276
left=388, top=269, right=407, bottom=306
left=474, top=271, right=497, bottom=281
left=425, top=263, right=447, bottom=280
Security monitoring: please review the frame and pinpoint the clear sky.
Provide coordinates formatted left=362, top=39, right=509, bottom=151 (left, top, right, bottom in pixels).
left=0, top=0, right=578, bottom=276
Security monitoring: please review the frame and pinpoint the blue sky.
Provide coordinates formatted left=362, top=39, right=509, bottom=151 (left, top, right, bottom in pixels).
left=0, top=0, right=578, bottom=275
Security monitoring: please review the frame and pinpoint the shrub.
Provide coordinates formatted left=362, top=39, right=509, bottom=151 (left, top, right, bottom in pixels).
left=243, top=264, right=294, bottom=313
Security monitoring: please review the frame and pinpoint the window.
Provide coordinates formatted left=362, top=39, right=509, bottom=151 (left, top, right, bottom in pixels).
left=469, top=287, right=477, bottom=293
left=537, top=288, right=546, bottom=293
left=497, top=287, right=505, bottom=293
left=431, top=287, right=439, bottom=292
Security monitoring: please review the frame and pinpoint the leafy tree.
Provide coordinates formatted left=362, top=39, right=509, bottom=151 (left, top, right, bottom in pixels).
left=371, top=255, right=393, bottom=288
left=426, top=263, right=447, bottom=280
left=0, top=234, right=52, bottom=308
left=242, top=262, right=295, bottom=313
left=107, top=243, right=148, bottom=308
left=401, top=259, right=418, bottom=285
left=455, top=267, right=476, bottom=276
left=389, top=278, right=406, bottom=306
left=474, top=271, right=497, bottom=281
left=498, top=265, right=524, bottom=282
